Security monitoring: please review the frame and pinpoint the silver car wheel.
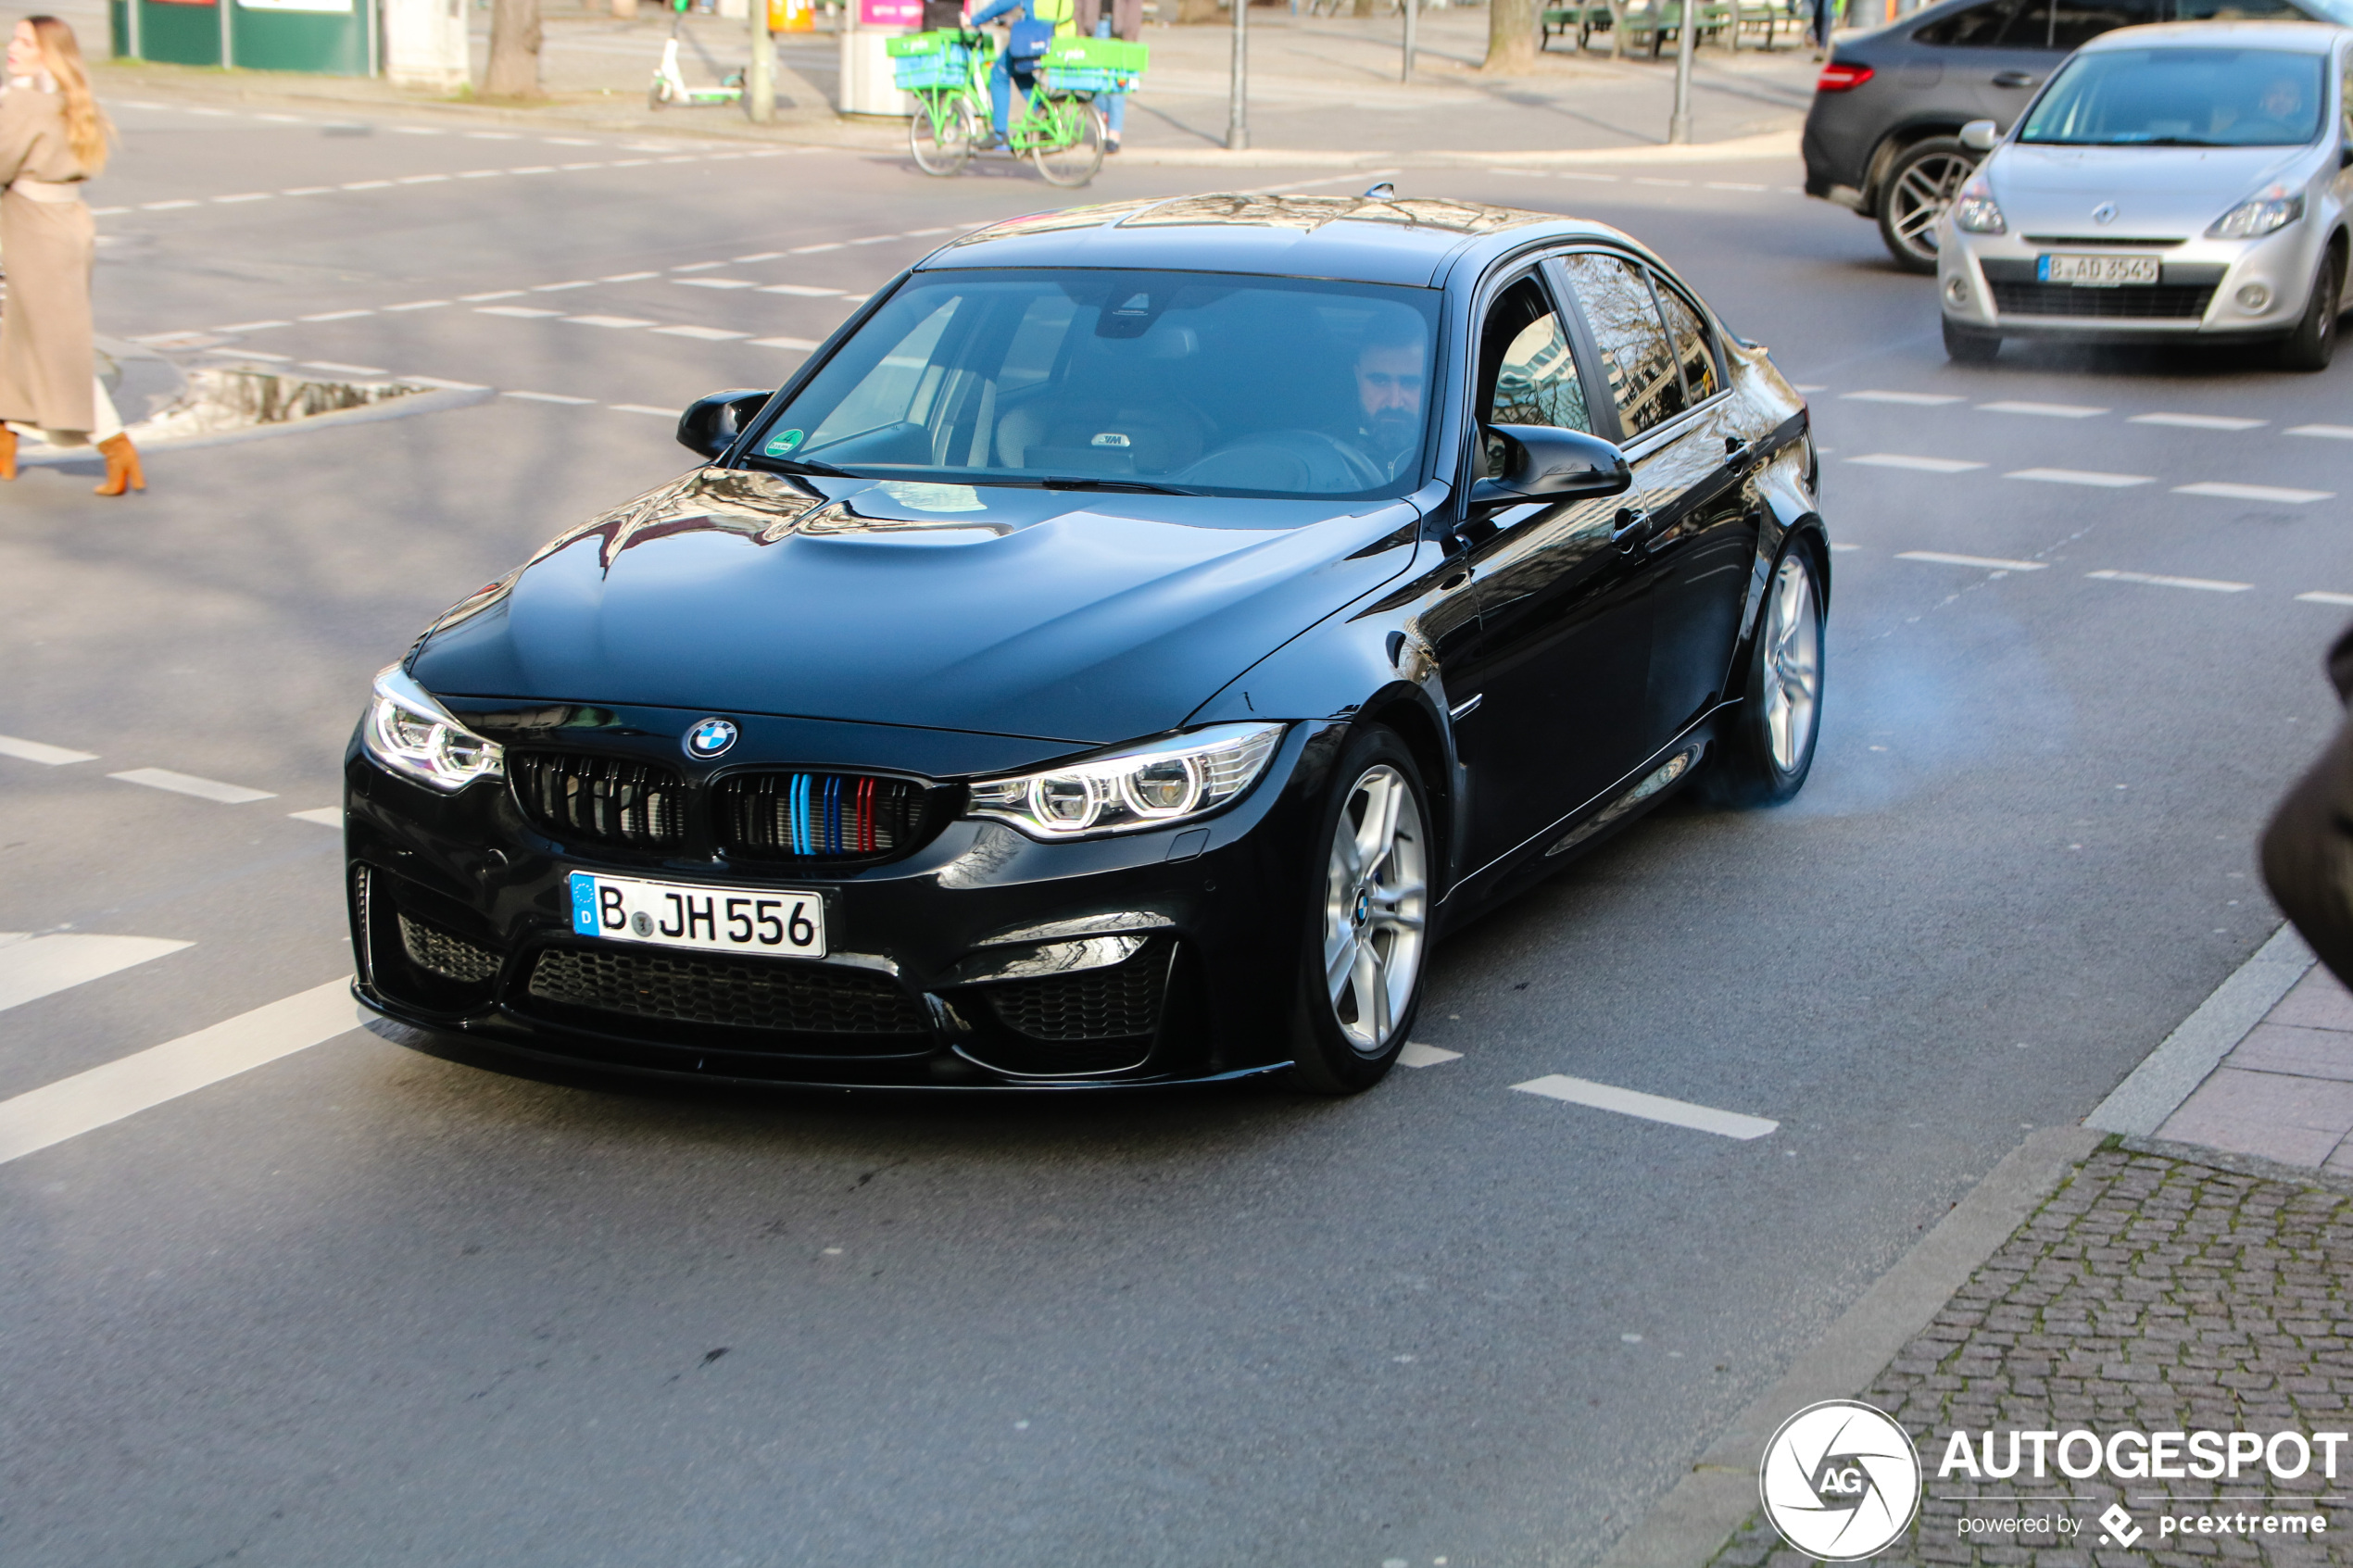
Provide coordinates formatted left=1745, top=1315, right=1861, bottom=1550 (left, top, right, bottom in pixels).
left=1322, top=763, right=1428, bottom=1056
left=1762, top=552, right=1821, bottom=774
left=1888, top=149, right=1973, bottom=258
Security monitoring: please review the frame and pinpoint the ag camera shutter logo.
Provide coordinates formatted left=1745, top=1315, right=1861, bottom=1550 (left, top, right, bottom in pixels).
left=1759, top=1400, right=1922, bottom=1561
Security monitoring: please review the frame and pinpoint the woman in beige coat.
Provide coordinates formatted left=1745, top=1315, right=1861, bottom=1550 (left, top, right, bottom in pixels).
left=0, top=15, right=140, bottom=495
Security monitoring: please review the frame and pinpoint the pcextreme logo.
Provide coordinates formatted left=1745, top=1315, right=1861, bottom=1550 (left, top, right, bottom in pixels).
left=1758, top=1400, right=1924, bottom=1561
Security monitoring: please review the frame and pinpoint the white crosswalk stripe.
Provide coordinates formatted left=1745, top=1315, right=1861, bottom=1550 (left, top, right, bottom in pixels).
left=0, top=934, right=192, bottom=1014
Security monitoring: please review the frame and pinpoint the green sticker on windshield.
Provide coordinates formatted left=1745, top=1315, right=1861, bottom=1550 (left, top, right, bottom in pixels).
left=764, top=428, right=805, bottom=457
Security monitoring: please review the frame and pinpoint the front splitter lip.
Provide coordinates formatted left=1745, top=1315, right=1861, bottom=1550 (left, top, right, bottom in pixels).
left=356, top=983, right=1296, bottom=1095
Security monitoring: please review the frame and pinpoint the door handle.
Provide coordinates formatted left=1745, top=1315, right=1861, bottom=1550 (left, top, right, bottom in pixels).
left=1611, top=507, right=1653, bottom=554
left=1990, top=70, right=2037, bottom=88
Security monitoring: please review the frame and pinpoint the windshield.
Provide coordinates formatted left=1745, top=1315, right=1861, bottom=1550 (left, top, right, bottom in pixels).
left=2020, top=47, right=2329, bottom=146
left=749, top=270, right=1442, bottom=501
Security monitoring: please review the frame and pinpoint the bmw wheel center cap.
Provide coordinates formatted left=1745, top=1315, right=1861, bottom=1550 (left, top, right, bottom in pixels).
left=686, top=718, right=738, bottom=759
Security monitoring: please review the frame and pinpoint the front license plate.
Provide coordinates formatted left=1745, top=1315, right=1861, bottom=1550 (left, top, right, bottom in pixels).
left=567, top=871, right=826, bottom=958
left=2038, top=253, right=2160, bottom=287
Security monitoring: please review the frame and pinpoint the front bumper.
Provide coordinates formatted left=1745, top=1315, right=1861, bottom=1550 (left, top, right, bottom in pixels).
left=346, top=721, right=1346, bottom=1090
left=1937, top=221, right=2322, bottom=342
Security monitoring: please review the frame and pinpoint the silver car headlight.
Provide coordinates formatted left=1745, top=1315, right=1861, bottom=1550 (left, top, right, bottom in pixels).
left=2208, top=188, right=2304, bottom=239
left=967, top=723, right=1286, bottom=839
left=362, top=664, right=505, bottom=792
left=1952, top=185, right=2007, bottom=234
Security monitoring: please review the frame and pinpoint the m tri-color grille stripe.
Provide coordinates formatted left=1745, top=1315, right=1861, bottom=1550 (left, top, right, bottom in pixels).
left=714, top=771, right=924, bottom=861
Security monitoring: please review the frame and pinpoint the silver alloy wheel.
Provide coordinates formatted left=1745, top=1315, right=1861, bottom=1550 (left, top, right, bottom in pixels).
left=1322, top=763, right=1428, bottom=1055
left=1887, top=149, right=1974, bottom=260
left=1762, top=552, right=1821, bottom=774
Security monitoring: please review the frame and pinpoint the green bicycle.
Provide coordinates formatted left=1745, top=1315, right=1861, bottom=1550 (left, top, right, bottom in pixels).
left=889, top=30, right=1141, bottom=188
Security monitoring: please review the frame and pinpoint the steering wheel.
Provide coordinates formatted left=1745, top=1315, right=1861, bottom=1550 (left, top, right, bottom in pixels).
left=1179, top=428, right=1388, bottom=493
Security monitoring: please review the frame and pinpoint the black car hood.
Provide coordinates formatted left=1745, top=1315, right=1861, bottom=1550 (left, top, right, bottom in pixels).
left=411, top=469, right=1425, bottom=749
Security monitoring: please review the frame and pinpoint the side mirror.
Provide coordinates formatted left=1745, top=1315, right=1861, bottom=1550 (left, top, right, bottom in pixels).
left=1466, top=423, right=1632, bottom=512
left=676, top=388, right=775, bottom=460
left=1959, top=119, right=2000, bottom=153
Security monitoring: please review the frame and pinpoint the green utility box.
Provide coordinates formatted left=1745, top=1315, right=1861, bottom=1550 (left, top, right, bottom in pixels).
left=111, top=0, right=379, bottom=77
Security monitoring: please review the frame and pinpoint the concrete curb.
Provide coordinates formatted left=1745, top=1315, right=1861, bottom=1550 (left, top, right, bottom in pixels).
left=13, top=382, right=494, bottom=465
left=2120, top=1132, right=2353, bottom=1198
left=1112, top=131, right=1800, bottom=169
left=1591, top=1124, right=2104, bottom=1568
left=2084, top=922, right=2314, bottom=1137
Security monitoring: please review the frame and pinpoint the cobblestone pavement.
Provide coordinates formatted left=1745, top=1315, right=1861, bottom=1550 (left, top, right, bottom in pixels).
left=1709, top=1148, right=2353, bottom=1567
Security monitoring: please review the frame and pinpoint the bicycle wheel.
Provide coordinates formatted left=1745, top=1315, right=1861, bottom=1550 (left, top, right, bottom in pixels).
left=909, top=91, right=977, bottom=176
left=1029, top=95, right=1104, bottom=187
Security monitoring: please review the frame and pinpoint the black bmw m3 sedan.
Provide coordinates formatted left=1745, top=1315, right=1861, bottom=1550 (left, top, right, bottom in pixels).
left=346, top=193, right=1830, bottom=1095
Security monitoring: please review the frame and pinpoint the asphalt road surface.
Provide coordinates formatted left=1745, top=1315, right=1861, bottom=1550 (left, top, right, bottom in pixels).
left=2, top=104, right=2346, bottom=1568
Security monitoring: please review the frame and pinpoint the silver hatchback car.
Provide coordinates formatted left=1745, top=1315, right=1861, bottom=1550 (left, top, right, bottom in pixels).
left=1938, top=20, right=2353, bottom=369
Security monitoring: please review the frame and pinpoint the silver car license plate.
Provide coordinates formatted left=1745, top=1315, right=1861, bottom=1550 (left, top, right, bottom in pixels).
left=2039, top=253, right=2160, bottom=287
left=567, top=870, right=826, bottom=958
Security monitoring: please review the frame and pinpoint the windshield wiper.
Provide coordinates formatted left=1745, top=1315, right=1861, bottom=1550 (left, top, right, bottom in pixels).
left=760, top=455, right=853, bottom=477
left=1037, top=475, right=1202, bottom=495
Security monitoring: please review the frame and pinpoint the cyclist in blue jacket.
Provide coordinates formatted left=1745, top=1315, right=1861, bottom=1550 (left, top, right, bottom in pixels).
left=970, top=0, right=1074, bottom=145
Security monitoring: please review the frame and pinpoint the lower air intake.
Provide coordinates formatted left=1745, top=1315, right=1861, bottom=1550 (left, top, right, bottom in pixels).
left=527, top=945, right=931, bottom=1036
left=399, top=912, right=501, bottom=983
left=988, top=950, right=1167, bottom=1041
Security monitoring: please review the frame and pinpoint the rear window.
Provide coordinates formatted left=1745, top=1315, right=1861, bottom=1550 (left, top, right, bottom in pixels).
left=2020, top=45, right=2329, bottom=144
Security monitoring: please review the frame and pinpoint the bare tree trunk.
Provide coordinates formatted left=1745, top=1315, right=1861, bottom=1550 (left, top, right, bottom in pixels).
left=1604, top=0, right=1625, bottom=56
left=1176, top=0, right=1222, bottom=22
left=485, top=0, right=545, bottom=99
left=1484, top=0, right=1538, bottom=69
left=1353, top=0, right=1376, bottom=18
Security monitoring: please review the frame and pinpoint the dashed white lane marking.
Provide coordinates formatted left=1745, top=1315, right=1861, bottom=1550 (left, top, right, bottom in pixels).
left=213, top=192, right=271, bottom=204
left=654, top=325, right=750, bottom=341
left=1897, top=550, right=2047, bottom=572
left=790, top=241, right=846, bottom=254
left=2173, top=482, right=2333, bottom=504
left=1397, top=1042, right=1460, bottom=1068
left=1791, top=383, right=1827, bottom=392
left=456, top=169, right=504, bottom=179
left=142, top=199, right=200, bottom=210
left=341, top=180, right=393, bottom=191
left=1705, top=181, right=1766, bottom=191
left=1828, top=542, right=1861, bottom=553
left=735, top=250, right=786, bottom=262
left=2086, top=569, right=2251, bottom=593
left=0, top=981, right=361, bottom=1168
left=599, top=271, right=659, bottom=283
left=502, top=390, right=595, bottom=404
left=759, top=283, right=842, bottom=296
left=460, top=290, right=522, bottom=301
left=610, top=404, right=676, bottom=416
left=298, top=309, right=373, bottom=322
left=0, top=934, right=192, bottom=1015
left=565, top=315, right=656, bottom=330
left=283, top=186, right=334, bottom=196
left=1512, top=1074, right=1778, bottom=1139
left=477, top=306, right=560, bottom=319
left=1847, top=454, right=1984, bottom=472
left=2007, top=468, right=2151, bottom=487
left=213, top=320, right=289, bottom=332
left=396, top=173, right=449, bottom=184
left=1842, top=390, right=1962, bottom=406
left=287, top=808, right=342, bottom=827
left=673, top=260, right=728, bottom=271
left=531, top=280, right=597, bottom=292
left=1630, top=176, right=1692, bottom=187
left=676, top=278, right=758, bottom=290
left=108, top=768, right=276, bottom=805
left=2300, top=591, right=2353, bottom=606
left=302, top=360, right=386, bottom=375
left=0, top=734, right=96, bottom=765
left=1979, top=400, right=2107, bottom=419
left=2285, top=424, right=2353, bottom=440
left=2133, top=412, right=2265, bottom=431
left=384, top=299, right=447, bottom=312
left=751, top=336, right=822, bottom=351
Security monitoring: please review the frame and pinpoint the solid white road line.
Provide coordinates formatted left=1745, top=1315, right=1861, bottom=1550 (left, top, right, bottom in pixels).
left=288, top=808, right=343, bottom=827
left=1842, top=391, right=1963, bottom=406
left=654, top=325, right=750, bottom=341
left=0, top=734, right=97, bottom=765
left=1511, top=1074, right=1778, bottom=1139
left=2297, top=591, right=2353, bottom=607
left=1896, top=550, right=2047, bottom=572
left=2172, top=482, right=2333, bottom=504
left=1846, top=454, right=1984, bottom=472
left=2131, top=412, right=2265, bottom=431
left=2006, top=468, right=2151, bottom=487
left=108, top=768, right=276, bottom=805
left=1397, top=1042, right=1461, bottom=1068
left=503, top=390, right=595, bottom=404
left=0, top=933, right=192, bottom=1014
left=2284, top=424, right=2353, bottom=440
left=0, top=982, right=362, bottom=1167
left=1979, top=400, right=2106, bottom=419
left=2085, top=570, right=2252, bottom=593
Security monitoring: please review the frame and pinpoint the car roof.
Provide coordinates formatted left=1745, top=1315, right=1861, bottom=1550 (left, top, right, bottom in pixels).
left=2078, top=19, right=2346, bottom=52
left=914, top=195, right=1638, bottom=288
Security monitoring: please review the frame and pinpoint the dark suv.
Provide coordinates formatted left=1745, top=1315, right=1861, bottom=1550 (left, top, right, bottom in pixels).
left=1803, top=0, right=2347, bottom=270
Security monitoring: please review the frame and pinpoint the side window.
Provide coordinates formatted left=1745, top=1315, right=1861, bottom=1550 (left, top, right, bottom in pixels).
left=1912, top=0, right=2026, bottom=46
left=1650, top=277, right=1720, bottom=406
left=2046, top=0, right=2158, bottom=51
left=1477, top=275, right=1592, bottom=444
left=1557, top=252, right=1685, bottom=438
left=2173, top=0, right=2302, bottom=19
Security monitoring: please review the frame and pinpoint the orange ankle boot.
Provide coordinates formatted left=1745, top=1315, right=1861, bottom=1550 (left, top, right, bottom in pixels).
left=0, top=426, right=16, bottom=483
left=94, top=433, right=144, bottom=496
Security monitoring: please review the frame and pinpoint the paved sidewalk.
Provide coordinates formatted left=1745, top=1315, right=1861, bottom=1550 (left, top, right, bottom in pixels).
left=2154, top=963, right=2353, bottom=1176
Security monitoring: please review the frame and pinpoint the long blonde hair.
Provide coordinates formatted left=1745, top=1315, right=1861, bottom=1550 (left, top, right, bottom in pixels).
left=22, top=17, right=108, bottom=174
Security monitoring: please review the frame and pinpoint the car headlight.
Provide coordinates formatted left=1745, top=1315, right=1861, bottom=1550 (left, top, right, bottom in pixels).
left=967, top=723, right=1286, bottom=839
left=2208, top=188, right=2304, bottom=239
left=1952, top=186, right=2007, bottom=234
left=362, top=664, right=505, bottom=792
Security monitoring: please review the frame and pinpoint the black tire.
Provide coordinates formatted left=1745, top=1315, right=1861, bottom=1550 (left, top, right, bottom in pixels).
left=1705, top=539, right=1824, bottom=809
left=1876, top=136, right=1978, bottom=275
left=2276, top=248, right=2343, bottom=372
left=1286, top=726, right=1431, bottom=1095
left=1944, top=316, right=2001, bottom=363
